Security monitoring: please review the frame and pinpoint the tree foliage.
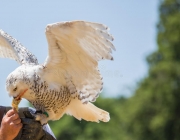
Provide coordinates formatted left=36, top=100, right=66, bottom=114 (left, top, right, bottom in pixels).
left=125, top=0, right=180, bottom=139
left=49, top=0, right=180, bottom=139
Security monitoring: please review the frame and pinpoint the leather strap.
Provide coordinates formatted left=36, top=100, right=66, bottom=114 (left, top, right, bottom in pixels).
left=0, top=106, right=5, bottom=126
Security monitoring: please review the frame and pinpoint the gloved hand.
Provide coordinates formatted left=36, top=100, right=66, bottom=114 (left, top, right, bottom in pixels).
left=14, top=110, right=56, bottom=140
left=20, top=117, right=44, bottom=139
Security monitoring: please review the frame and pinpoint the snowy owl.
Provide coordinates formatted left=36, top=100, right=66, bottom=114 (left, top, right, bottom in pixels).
left=0, top=21, right=115, bottom=124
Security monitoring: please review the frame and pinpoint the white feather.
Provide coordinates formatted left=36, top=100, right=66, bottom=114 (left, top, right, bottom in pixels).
left=0, top=29, right=38, bottom=65
left=44, top=21, right=115, bottom=103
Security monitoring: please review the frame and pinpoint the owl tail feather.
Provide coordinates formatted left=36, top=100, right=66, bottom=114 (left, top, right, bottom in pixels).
left=65, top=98, right=110, bottom=122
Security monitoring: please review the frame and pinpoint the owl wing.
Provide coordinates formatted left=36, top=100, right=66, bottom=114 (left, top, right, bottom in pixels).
left=0, top=29, right=38, bottom=65
left=44, top=21, right=115, bottom=103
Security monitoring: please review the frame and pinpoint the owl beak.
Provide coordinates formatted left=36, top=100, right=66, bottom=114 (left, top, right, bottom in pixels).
left=15, top=89, right=28, bottom=100
left=12, top=89, right=28, bottom=111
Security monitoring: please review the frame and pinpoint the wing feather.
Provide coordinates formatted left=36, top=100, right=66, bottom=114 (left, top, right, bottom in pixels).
left=44, top=21, right=115, bottom=103
left=0, top=29, right=38, bottom=65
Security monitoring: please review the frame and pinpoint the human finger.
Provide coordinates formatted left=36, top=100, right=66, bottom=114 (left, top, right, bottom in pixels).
left=6, top=109, right=16, bottom=117
left=9, top=112, right=19, bottom=121
left=12, top=118, right=21, bottom=125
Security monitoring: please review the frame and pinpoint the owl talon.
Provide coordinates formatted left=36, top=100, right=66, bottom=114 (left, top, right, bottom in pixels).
left=34, top=113, right=48, bottom=125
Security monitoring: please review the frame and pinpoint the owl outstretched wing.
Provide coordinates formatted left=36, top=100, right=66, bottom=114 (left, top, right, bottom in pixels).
left=44, top=21, right=115, bottom=103
left=0, top=29, right=38, bottom=65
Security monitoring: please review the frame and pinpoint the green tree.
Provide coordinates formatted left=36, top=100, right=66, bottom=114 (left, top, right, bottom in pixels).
left=124, top=0, right=180, bottom=140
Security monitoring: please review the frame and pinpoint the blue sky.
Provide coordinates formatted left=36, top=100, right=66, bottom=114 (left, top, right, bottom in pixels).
left=0, top=0, right=158, bottom=106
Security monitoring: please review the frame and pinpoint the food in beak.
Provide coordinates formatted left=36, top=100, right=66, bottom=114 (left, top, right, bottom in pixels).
left=11, top=89, right=28, bottom=111
left=12, top=97, right=21, bottom=111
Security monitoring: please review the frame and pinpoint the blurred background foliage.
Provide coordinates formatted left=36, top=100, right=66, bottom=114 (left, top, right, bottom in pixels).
left=49, top=0, right=180, bottom=139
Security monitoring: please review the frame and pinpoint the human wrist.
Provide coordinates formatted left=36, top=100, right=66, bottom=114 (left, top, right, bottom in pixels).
left=0, top=127, right=16, bottom=140
left=0, top=128, right=8, bottom=140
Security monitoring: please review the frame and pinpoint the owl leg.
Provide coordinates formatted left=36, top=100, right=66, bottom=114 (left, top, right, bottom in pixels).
left=34, top=112, right=49, bottom=125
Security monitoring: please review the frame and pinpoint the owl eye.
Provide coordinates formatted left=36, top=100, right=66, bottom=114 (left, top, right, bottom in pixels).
left=13, top=87, right=17, bottom=91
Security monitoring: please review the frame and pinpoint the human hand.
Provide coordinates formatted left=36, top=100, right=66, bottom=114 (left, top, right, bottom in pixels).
left=0, top=109, right=22, bottom=140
